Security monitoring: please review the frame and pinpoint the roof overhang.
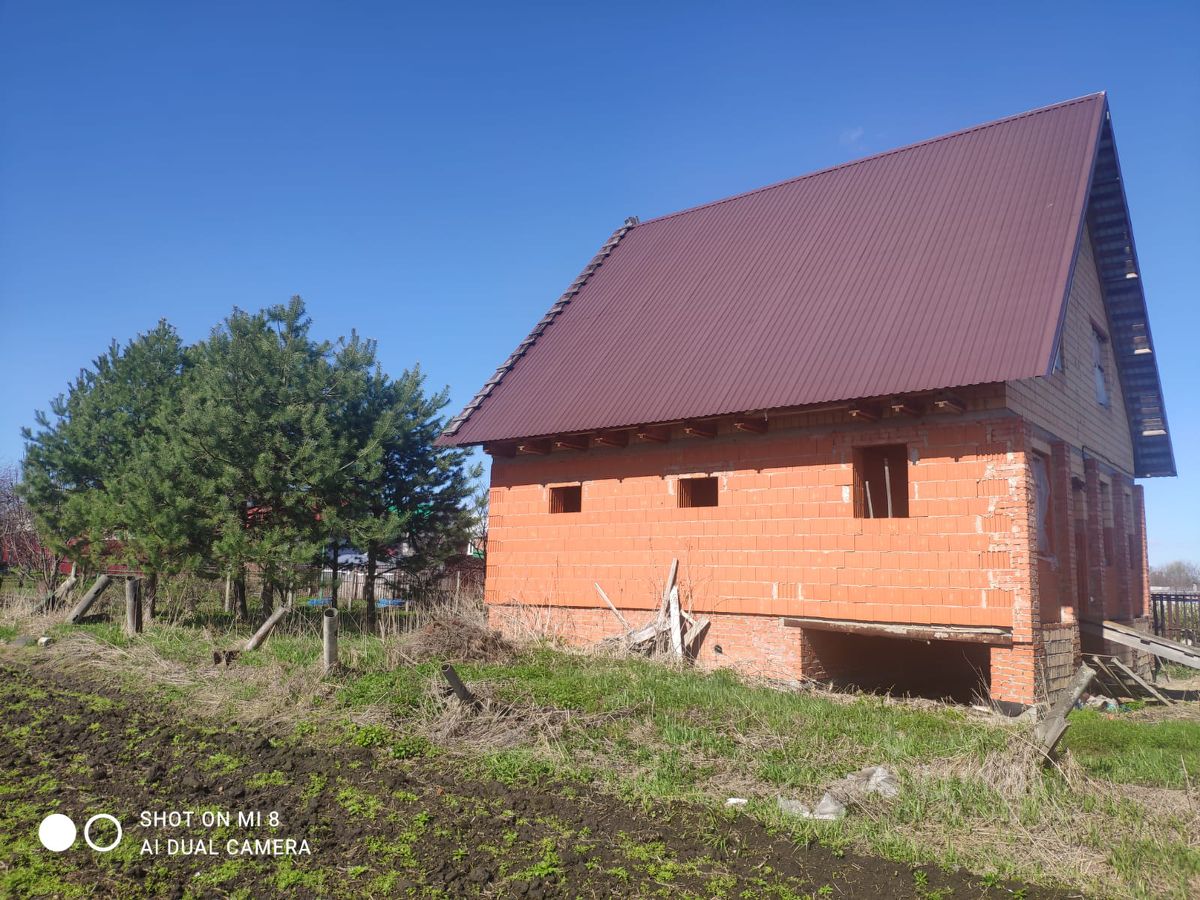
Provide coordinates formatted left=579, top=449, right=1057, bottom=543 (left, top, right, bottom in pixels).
left=1084, top=103, right=1176, bottom=477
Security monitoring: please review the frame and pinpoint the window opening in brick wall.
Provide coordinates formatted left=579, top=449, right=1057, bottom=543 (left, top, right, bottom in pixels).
left=1032, top=453, right=1054, bottom=556
left=549, top=484, right=582, bottom=514
left=854, top=444, right=909, bottom=518
left=1092, top=327, right=1110, bottom=406
left=678, top=476, right=718, bottom=508
left=1100, top=481, right=1114, bottom=565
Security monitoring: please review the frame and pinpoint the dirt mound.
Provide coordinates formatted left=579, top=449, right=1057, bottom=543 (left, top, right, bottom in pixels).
left=403, top=615, right=516, bottom=664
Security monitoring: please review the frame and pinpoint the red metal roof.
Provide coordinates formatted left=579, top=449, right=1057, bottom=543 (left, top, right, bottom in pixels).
left=442, top=95, right=1110, bottom=446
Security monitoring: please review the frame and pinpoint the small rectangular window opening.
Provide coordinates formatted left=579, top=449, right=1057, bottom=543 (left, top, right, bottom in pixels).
left=678, top=476, right=718, bottom=508
left=854, top=445, right=909, bottom=518
left=1100, top=481, right=1114, bottom=566
left=1092, top=327, right=1110, bottom=406
left=549, top=484, right=582, bottom=514
left=1031, top=453, right=1054, bottom=556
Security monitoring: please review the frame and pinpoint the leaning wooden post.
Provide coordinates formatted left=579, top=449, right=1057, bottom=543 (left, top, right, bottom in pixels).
left=441, top=664, right=481, bottom=711
left=1034, top=663, right=1096, bottom=757
left=124, top=577, right=142, bottom=636
left=66, top=574, right=112, bottom=624
left=244, top=604, right=291, bottom=652
left=35, top=566, right=78, bottom=613
left=322, top=608, right=339, bottom=673
left=668, top=585, right=684, bottom=658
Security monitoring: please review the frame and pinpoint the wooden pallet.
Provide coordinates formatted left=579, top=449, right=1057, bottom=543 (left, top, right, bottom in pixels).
left=1083, top=653, right=1172, bottom=705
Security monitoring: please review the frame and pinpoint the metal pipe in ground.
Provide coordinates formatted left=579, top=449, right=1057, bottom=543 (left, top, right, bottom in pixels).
left=244, top=604, right=291, bottom=652
left=322, top=607, right=338, bottom=674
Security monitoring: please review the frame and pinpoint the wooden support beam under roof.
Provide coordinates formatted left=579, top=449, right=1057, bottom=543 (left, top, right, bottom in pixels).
left=517, top=439, right=552, bottom=455
left=636, top=426, right=671, bottom=443
left=553, top=435, right=589, bottom=451
left=782, top=615, right=1013, bottom=646
left=593, top=430, right=630, bottom=448
left=889, top=397, right=922, bottom=417
left=931, top=395, right=966, bottom=415
left=734, top=417, right=768, bottom=434
left=847, top=404, right=880, bottom=423
left=682, top=421, right=717, bottom=439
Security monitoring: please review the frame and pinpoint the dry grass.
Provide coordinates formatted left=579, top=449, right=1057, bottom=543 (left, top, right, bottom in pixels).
left=385, top=615, right=516, bottom=667
left=5, top=584, right=1199, bottom=897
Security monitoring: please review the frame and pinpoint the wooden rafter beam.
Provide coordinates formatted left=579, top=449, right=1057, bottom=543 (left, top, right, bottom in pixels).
left=553, top=436, right=589, bottom=451
left=847, top=404, right=881, bottom=423
left=636, top=426, right=671, bottom=443
left=682, top=421, right=716, bottom=439
left=932, top=395, right=966, bottom=415
left=734, top=417, right=768, bottom=434
left=517, top=439, right=552, bottom=455
left=593, top=431, right=630, bottom=448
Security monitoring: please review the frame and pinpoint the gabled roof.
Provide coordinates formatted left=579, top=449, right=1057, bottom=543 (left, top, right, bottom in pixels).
left=441, top=94, right=1173, bottom=477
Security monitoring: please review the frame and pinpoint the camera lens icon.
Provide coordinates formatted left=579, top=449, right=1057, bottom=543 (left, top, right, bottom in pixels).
left=38, top=813, right=123, bottom=853
left=38, top=814, right=76, bottom=852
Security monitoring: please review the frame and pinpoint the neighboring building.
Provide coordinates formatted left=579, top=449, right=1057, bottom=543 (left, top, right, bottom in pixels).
left=437, top=94, right=1174, bottom=707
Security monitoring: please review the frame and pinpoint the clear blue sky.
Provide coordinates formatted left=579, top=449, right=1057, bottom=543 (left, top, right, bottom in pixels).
left=1, top=2, right=1196, bottom=564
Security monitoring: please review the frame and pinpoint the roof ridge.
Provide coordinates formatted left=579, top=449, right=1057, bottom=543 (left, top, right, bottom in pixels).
left=441, top=217, right=641, bottom=438
left=640, top=92, right=1107, bottom=227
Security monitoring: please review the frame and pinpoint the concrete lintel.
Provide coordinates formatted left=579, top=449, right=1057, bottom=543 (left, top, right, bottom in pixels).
left=781, top=616, right=1014, bottom=646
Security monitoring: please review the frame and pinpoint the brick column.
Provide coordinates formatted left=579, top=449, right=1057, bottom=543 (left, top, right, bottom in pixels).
left=1083, top=458, right=1106, bottom=621
left=1050, top=442, right=1076, bottom=623
left=990, top=434, right=1038, bottom=707
left=1110, top=475, right=1133, bottom=621
left=1131, top=484, right=1150, bottom=619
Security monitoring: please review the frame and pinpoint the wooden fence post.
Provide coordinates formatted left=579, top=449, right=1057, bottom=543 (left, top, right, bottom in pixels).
left=124, top=577, right=142, bottom=636
left=66, top=574, right=112, bottom=624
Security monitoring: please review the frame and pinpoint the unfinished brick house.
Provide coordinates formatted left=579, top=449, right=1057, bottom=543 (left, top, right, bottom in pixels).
left=438, top=94, right=1174, bottom=707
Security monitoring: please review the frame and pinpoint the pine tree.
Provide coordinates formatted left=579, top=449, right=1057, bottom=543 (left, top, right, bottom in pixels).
left=174, top=298, right=341, bottom=615
left=21, top=322, right=190, bottom=580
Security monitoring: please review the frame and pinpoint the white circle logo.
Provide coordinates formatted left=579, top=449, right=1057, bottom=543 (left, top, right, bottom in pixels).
left=38, top=814, right=77, bottom=852
left=83, top=814, right=123, bottom=852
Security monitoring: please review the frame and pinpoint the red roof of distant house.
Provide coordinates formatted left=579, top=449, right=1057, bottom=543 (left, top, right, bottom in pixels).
left=440, top=94, right=1173, bottom=476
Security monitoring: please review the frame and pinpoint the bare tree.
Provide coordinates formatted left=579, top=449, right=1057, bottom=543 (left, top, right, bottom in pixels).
left=0, top=464, right=63, bottom=592
left=1150, top=560, right=1200, bottom=592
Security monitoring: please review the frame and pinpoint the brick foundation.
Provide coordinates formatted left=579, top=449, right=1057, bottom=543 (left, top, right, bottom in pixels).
left=484, top=401, right=1149, bottom=708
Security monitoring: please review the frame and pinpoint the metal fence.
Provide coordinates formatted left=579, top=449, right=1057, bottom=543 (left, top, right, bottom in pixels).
left=1151, top=591, right=1199, bottom=644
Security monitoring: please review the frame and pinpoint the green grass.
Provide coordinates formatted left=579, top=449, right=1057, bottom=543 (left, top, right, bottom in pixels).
left=1061, top=709, right=1200, bottom=788
left=11, top=605, right=1200, bottom=898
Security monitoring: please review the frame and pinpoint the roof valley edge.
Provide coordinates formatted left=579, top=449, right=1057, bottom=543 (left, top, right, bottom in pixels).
left=438, top=94, right=1173, bottom=477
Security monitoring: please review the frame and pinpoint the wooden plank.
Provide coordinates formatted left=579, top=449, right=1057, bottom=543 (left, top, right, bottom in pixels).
left=1108, top=657, right=1172, bottom=705
left=1082, top=619, right=1200, bottom=670
left=781, top=616, right=1012, bottom=645
left=682, top=617, right=710, bottom=655
left=1035, top=664, right=1095, bottom=758
left=66, top=575, right=113, bottom=624
left=1083, top=655, right=1124, bottom=699
left=668, top=585, right=683, bottom=658
left=594, top=583, right=631, bottom=630
left=1095, top=656, right=1136, bottom=699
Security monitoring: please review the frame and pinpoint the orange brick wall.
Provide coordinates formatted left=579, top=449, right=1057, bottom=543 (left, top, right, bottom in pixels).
left=486, top=411, right=1048, bottom=703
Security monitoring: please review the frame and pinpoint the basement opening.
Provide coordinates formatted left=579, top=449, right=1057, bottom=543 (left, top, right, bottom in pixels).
left=854, top=444, right=909, bottom=518
left=803, top=629, right=991, bottom=704
left=549, top=484, right=582, bottom=514
left=678, top=476, right=718, bottom=508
